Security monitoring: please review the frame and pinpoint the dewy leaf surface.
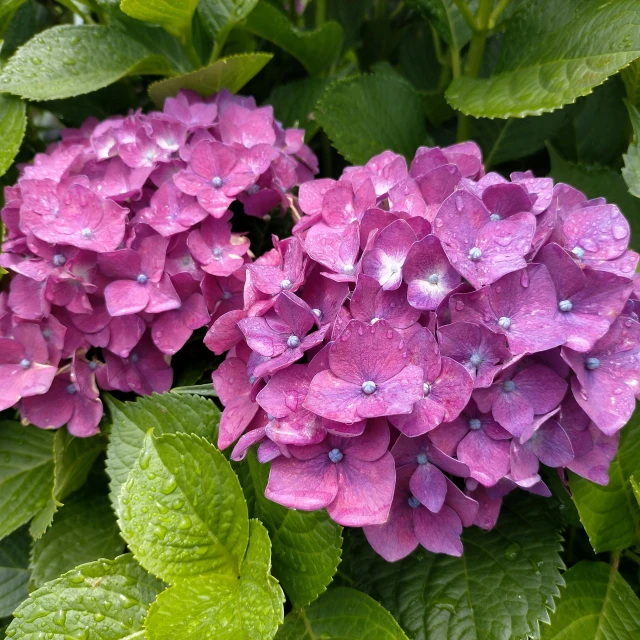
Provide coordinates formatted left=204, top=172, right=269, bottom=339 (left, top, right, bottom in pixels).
left=0, top=25, right=171, bottom=100
left=118, top=432, right=249, bottom=584
left=275, top=587, right=409, bottom=640
left=349, top=494, right=564, bottom=640
left=0, top=94, right=25, bottom=178
left=541, top=561, right=640, bottom=639
left=148, top=53, right=272, bottom=107
left=30, top=493, right=124, bottom=589
left=622, top=100, right=640, bottom=198
left=248, top=452, right=342, bottom=608
left=105, top=391, right=219, bottom=511
left=316, top=74, right=428, bottom=165
left=570, top=409, right=640, bottom=553
left=6, top=554, right=164, bottom=640
left=120, top=0, right=199, bottom=39
left=145, top=520, right=285, bottom=640
left=446, top=0, right=640, bottom=118
left=0, top=421, right=54, bottom=541
left=0, top=526, right=30, bottom=618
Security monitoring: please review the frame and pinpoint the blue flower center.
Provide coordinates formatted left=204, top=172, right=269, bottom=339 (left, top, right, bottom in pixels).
left=130, top=353, right=140, bottom=363
left=287, top=335, right=300, bottom=348
left=89, top=361, right=98, bottom=371
left=417, top=452, right=429, bottom=465
left=558, top=299, right=573, bottom=312
left=137, top=274, right=148, bottom=284
left=502, top=380, right=516, bottom=393
left=212, top=176, right=223, bottom=188
left=223, top=291, right=232, bottom=300
left=490, top=213, right=501, bottom=221
left=361, top=380, right=376, bottom=395
left=572, top=246, right=585, bottom=260
left=67, top=384, right=77, bottom=394
left=469, top=353, right=483, bottom=367
left=586, top=357, right=600, bottom=370
left=280, top=279, right=292, bottom=290
left=343, top=264, right=355, bottom=275
left=468, top=247, right=482, bottom=261
left=469, top=418, right=482, bottom=430
left=427, top=273, right=439, bottom=284
left=423, top=383, right=431, bottom=396
left=498, top=316, right=511, bottom=330
left=81, top=228, right=92, bottom=238
left=53, top=254, right=66, bottom=266
left=408, top=496, right=421, bottom=509
left=212, top=248, right=223, bottom=259
left=19, top=358, right=31, bottom=369
left=312, top=308, right=322, bottom=319
left=328, top=448, right=343, bottom=463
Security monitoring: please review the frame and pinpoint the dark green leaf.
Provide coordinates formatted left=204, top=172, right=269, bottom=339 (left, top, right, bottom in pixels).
left=105, top=391, right=220, bottom=512
left=6, top=554, right=164, bottom=640
left=570, top=408, right=640, bottom=553
left=243, top=1, right=343, bottom=76
left=0, top=94, right=25, bottom=178
left=316, top=74, right=428, bottom=164
left=349, top=494, right=564, bottom=640
left=268, top=77, right=327, bottom=141
left=145, top=520, right=284, bottom=640
left=148, top=52, right=273, bottom=107
left=0, top=25, right=171, bottom=100
left=622, top=59, right=640, bottom=107
left=0, top=0, right=26, bottom=38
left=541, top=561, right=640, bottom=639
left=548, top=145, right=640, bottom=250
left=29, top=493, right=124, bottom=589
left=623, top=100, right=640, bottom=198
left=1, top=0, right=36, bottom=60
left=275, top=587, right=409, bottom=640
left=408, top=0, right=475, bottom=50
left=120, top=0, right=199, bottom=39
left=118, top=432, right=249, bottom=584
left=0, top=527, right=30, bottom=618
left=248, top=451, right=342, bottom=608
left=398, top=23, right=441, bottom=93
left=198, top=0, right=258, bottom=47
left=0, top=421, right=54, bottom=541
left=446, top=0, right=640, bottom=118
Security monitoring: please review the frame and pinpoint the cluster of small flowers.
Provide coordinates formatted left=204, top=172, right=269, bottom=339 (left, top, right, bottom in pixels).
left=209, top=142, right=640, bottom=561
left=0, top=90, right=317, bottom=437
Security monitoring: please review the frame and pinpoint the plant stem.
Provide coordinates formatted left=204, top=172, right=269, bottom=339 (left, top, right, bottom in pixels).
left=488, top=0, right=512, bottom=29
left=452, top=0, right=478, bottom=31
left=611, top=550, right=621, bottom=572
left=451, top=47, right=461, bottom=79
left=373, top=0, right=385, bottom=21
left=625, top=549, right=640, bottom=566
left=316, top=0, right=327, bottom=27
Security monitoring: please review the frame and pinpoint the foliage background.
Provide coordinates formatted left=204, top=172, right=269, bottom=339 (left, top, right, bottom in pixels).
left=1, top=0, right=640, bottom=638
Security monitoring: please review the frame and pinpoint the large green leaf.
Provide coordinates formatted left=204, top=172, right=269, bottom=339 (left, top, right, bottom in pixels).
left=30, top=429, right=105, bottom=539
left=446, top=0, right=640, bottom=118
left=243, top=1, right=343, bottom=77
left=623, top=100, right=640, bottom=199
left=0, top=421, right=54, bottom=541
left=275, top=587, right=409, bottom=640
left=0, top=25, right=171, bottom=100
left=548, top=145, right=640, bottom=250
left=120, top=0, right=199, bottom=39
left=30, top=493, right=124, bottom=589
left=248, top=451, right=342, bottom=608
left=105, top=391, right=220, bottom=511
left=472, top=110, right=567, bottom=167
left=0, top=527, right=30, bottom=618
left=145, top=520, right=284, bottom=640
left=268, top=77, right=328, bottom=141
left=118, top=432, right=249, bottom=584
left=408, top=0, right=475, bottom=50
left=198, top=0, right=258, bottom=48
left=622, top=59, right=640, bottom=107
left=541, top=561, right=640, bottom=639
left=6, top=554, right=164, bottom=640
left=570, top=409, right=640, bottom=553
left=148, top=52, right=272, bottom=107
left=0, top=94, right=24, bottom=178
left=316, top=74, right=428, bottom=165
left=348, top=494, right=564, bottom=640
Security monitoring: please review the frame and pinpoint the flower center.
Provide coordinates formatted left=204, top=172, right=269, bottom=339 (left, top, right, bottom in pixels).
left=212, top=176, right=223, bottom=188
left=502, top=380, right=516, bottom=393
left=490, top=213, right=501, bottom=221
left=558, top=299, right=573, bottom=312
left=572, top=247, right=585, bottom=259
left=130, top=353, right=140, bottom=363
left=361, top=380, right=376, bottom=395
left=343, top=264, right=355, bottom=275
left=469, top=353, right=483, bottom=367
left=53, top=254, right=66, bottom=266
left=468, top=247, right=482, bottom=261
left=222, top=291, right=232, bottom=300
left=280, top=279, right=292, bottom=290
left=212, top=248, right=223, bottom=259
left=19, top=358, right=31, bottom=369
left=417, top=452, right=429, bottom=465
left=81, top=228, right=92, bottom=238
left=498, top=316, right=511, bottom=330
left=287, top=335, right=300, bottom=348
left=67, top=383, right=77, bottom=394
left=408, top=496, right=421, bottom=509
left=469, top=418, right=482, bottom=430
left=137, top=274, right=148, bottom=284
left=586, top=357, right=600, bottom=370
left=328, top=448, right=343, bottom=463
left=89, top=361, right=98, bottom=371
left=427, top=273, right=439, bottom=284
left=423, top=382, right=431, bottom=396
left=312, top=308, right=322, bottom=319
left=249, top=375, right=256, bottom=384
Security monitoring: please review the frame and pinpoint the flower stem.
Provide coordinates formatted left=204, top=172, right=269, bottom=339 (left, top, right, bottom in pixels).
left=316, top=0, right=327, bottom=27
left=488, top=0, right=512, bottom=29
left=452, top=0, right=478, bottom=31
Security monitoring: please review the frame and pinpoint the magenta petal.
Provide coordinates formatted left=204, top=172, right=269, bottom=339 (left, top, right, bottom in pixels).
left=413, top=504, right=463, bottom=556
left=458, top=430, right=510, bottom=487
left=104, top=280, right=149, bottom=316
left=410, top=462, right=447, bottom=513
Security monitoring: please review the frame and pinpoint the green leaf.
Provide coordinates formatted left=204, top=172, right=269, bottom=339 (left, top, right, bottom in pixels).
left=0, top=25, right=171, bottom=100
left=472, top=109, right=567, bottom=167
left=623, top=100, right=640, bottom=198
left=446, top=0, right=640, bottom=118
left=6, top=554, right=164, bottom=640
left=243, top=1, right=343, bottom=77
left=120, top=0, right=199, bottom=39
left=541, top=561, right=640, bottom=639
left=0, top=526, right=30, bottom=618
left=148, top=52, right=273, bottom=107
left=29, top=493, right=124, bottom=590
left=348, top=494, right=564, bottom=640
left=248, top=451, right=342, bottom=608
left=622, top=59, right=640, bottom=106
left=118, top=431, right=249, bottom=584
left=0, top=421, right=54, bottom=541
left=547, top=145, right=640, bottom=251
left=146, top=520, right=284, bottom=640
left=570, top=409, right=640, bottom=553
left=0, top=0, right=25, bottom=37
left=0, top=94, right=24, bottom=178
left=268, top=77, right=327, bottom=141
left=198, top=0, right=258, bottom=47
left=275, top=587, right=409, bottom=640
left=408, top=0, right=475, bottom=50
left=631, top=475, right=640, bottom=507
left=105, top=391, right=220, bottom=511
left=316, top=74, right=428, bottom=165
